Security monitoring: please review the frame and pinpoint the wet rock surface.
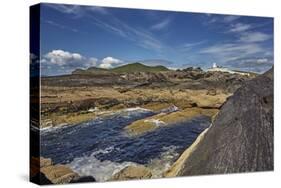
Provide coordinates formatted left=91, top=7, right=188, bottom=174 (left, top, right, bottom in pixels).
left=30, top=157, right=96, bottom=184
left=176, top=68, right=273, bottom=176
left=111, top=165, right=152, bottom=180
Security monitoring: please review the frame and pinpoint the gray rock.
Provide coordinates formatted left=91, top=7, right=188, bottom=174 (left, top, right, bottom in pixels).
left=179, top=67, right=273, bottom=176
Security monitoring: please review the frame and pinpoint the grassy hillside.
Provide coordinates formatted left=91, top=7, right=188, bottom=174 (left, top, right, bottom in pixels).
left=72, top=62, right=170, bottom=74
left=111, top=62, right=169, bottom=73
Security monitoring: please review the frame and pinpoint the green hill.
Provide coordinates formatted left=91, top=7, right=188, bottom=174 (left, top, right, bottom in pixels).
left=72, top=67, right=110, bottom=75
left=111, top=62, right=169, bottom=73
left=72, top=62, right=170, bottom=75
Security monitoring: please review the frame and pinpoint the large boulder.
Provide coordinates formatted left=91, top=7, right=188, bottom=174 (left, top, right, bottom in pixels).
left=175, top=67, right=273, bottom=176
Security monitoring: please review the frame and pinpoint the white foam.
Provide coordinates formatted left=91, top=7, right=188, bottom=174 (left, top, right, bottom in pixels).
left=39, top=107, right=152, bottom=134
left=122, top=107, right=152, bottom=112
left=159, top=105, right=179, bottom=113
left=67, top=145, right=180, bottom=181
left=67, top=147, right=139, bottom=182
left=144, top=119, right=166, bottom=127
left=147, top=145, right=180, bottom=178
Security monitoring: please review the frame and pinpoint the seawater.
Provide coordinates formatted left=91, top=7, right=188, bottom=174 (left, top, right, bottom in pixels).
left=39, top=107, right=210, bottom=181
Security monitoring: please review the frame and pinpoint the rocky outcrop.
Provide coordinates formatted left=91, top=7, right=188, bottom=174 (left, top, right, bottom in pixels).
left=170, top=67, right=273, bottom=176
left=111, top=165, right=152, bottom=181
left=30, top=157, right=96, bottom=184
left=40, top=164, right=79, bottom=184
left=125, top=107, right=218, bottom=136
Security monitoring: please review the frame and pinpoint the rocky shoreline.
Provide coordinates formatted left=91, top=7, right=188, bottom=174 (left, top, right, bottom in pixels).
left=40, top=68, right=253, bottom=129
left=165, top=67, right=273, bottom=176
left=33, top=67, right=270, bottom=183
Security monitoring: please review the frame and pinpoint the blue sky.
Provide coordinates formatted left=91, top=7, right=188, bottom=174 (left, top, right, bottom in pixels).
left=39, top=3, right=273, bottom=75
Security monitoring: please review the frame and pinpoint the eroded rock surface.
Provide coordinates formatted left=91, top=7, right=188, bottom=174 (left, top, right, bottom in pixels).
left=175, top=68, right=273, bottom=176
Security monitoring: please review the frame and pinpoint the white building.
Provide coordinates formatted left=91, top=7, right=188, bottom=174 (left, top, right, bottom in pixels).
left=212, top=63, right=217, bottom=68
left=207, top=63, right=250, bottom=76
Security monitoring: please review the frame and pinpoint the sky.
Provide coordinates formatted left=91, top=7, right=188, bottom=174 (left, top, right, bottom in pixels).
left=38, top=3, right=274, bottom=75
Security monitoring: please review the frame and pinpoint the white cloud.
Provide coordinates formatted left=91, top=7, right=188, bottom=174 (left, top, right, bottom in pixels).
left=241, top=58, right=270, bottom=64
left=227, top=57, right=273, bottom=73
left=41, top=49, right=101, bottom=75
left=205, top=15, right=240, bottom=25
left=200, top=42, right=265, bottom=63
left=151, top=18, right=171, bottom=30
left=256, top=58, right=269, bottom=64
left=90, top=13, right=167, bottom=52
left=87, top=6, right=108, bottom=15
left=239, top=32, right=271, bottom=43
left=44, top=49, right=83, bottom=66
left=99, top=57, right=123, bottom=69
left=45, top=20, right=78, bottom=33
left=49, top=4, right=168, bottom=53
left=229, top=23, right=252, bottom=32
left=47, top=4, right=83, bottom=18
left=181, top=40, right=207, bottom=52
left=223, top=15, right=240, bottom=23
left=200, top=43, right=262, bottom=55
left=86, top=57, right=98, bottom=67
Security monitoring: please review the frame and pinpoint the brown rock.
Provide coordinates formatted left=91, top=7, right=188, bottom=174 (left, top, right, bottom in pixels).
left=40, top=164, right=79, bottom=184
left=206, top=89, right=216, bottom=96
left=112, top=165, right=152, bottom=180
left=40, top=157, right=52, bottom=168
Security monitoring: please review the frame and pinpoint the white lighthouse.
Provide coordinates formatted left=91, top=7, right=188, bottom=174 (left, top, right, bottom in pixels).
left=212, top=62, right=217, bottom=68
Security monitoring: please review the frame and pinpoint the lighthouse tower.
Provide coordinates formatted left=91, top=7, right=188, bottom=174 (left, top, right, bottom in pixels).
left=212, top=63, right=217, bottom=68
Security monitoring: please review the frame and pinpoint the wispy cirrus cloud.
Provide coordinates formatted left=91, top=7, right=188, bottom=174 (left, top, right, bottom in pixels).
left=180, top=40, right=207, bottom=52
left=44, top=20, right=78, bottom=33
left=46, top=4, right=108, bottom=17
left=89, top=14, right=167, bottom=53
left=87, top=6, right=109, bottom=15
left=47, top=4, right=168, bottom=53
left=223, top=15, right=240, bottom=23
left=199, top=41, right=272, bottom=72
left=46, top=4, right=84, bottom=18
left=205, top=14, right=240, bottom=24
left=44, top=4, right=273, bottom=74
left=199, top=13, right=273, bottom=72
left=229, top=23, right=252, bottom=32
left=239, top=31, right=272, bottom=43
left=151, top=18, right=171, bottom=30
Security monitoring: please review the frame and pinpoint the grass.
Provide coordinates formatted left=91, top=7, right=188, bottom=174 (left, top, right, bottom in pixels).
left=111, top=62, right=169, bottom=73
